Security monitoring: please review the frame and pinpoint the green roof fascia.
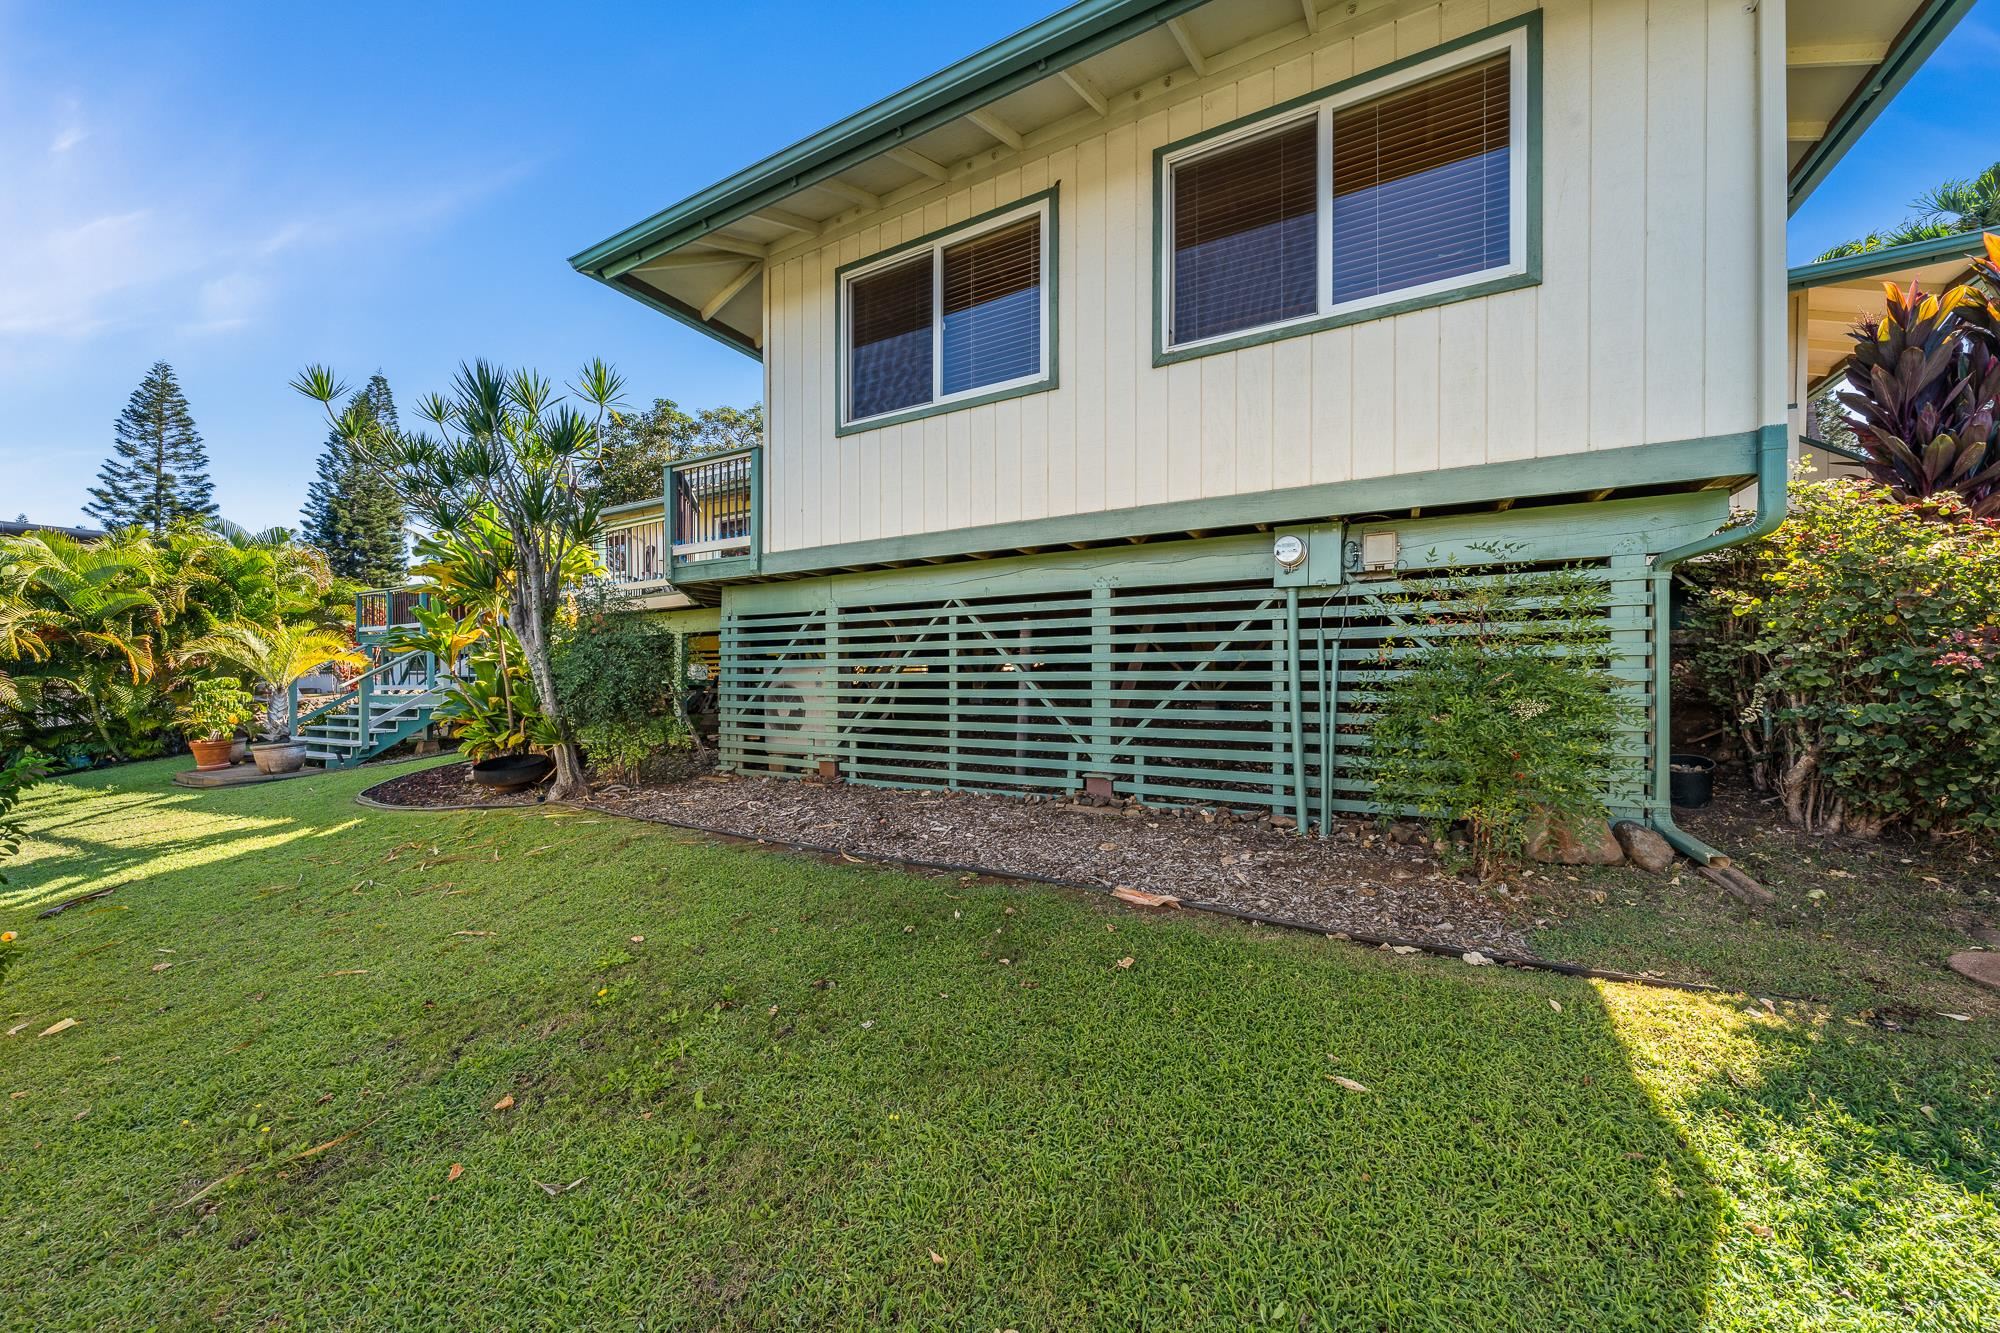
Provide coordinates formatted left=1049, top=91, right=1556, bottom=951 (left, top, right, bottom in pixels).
left=566, top=0, right=1208, bottom=281
left=1787, top=228, right=1990, bottom=289
left=1787, top=0, right=1976, bottom=214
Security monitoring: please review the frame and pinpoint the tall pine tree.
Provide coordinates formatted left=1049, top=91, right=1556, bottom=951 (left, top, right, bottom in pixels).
left=85, top=362, right=217, bottom=534
left=300, top=373, right=406, bottom=585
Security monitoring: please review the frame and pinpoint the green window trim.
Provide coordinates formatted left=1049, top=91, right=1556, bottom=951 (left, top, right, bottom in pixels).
left=1151, top=10, right=1543, bottom=368
left=833, top=185, right=1061, bottom=438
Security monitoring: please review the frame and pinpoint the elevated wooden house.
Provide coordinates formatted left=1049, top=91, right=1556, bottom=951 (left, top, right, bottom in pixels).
left=571, top=0, right=1970, bottom=861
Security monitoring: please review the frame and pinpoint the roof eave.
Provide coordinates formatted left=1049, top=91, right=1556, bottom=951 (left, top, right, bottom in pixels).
left=566, top=0, right=1208, bottom=278
left=1786, top=228, right=1990, bottom=289
left=1787, top=0, right=1977, bottom=214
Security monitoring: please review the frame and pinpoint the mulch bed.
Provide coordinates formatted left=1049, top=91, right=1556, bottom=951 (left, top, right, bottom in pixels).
left=363, top=761, right=547, bottom=809
left=580, top=774, right=1549, bottom=955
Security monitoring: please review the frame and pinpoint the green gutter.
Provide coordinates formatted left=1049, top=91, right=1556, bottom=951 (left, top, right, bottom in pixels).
left=568, top=0, right=1208, bottom=279
left=1786, top=228, right=1988, bottom=289
left=1787, top=0, right=1976, bottom=214
left=1647, top=424, right=1788, bottom=867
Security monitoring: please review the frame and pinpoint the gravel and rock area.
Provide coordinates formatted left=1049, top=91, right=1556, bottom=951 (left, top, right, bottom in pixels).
left=582, top=773, right=1554, bottom=955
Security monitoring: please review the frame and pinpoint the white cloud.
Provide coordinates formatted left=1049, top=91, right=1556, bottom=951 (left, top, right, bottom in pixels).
left=48, top=124, right=86, bottom=153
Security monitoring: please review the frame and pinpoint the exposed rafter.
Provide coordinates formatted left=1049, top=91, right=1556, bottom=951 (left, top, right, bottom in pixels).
left=632, top=251, right=750, bottom=273
left=887, top=144, right=951, bottom=181
left=1059, top=67, right=1109, bottom=117
left=1165, top=16, right=1207, bottom=76
left=1786, top=41, right=1891, bottom=69
left=1299, top=0, right=1318, bottom=35
left=689, top=232, right=767, bottom=259
left=751, top=205, right=820, bottom=236
left=811, top=178, right=880, bottom=211
left=966, top=107, right=1023, bottom=150
left=700, top=263, right=760, bottom=321
left=1787, top=119, right=1830, bottom=143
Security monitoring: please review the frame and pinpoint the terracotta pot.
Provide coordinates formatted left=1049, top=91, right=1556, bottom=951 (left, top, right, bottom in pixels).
left=251, top=740, right=307, bottom=775
left=189, top=738, right=236, bottom=772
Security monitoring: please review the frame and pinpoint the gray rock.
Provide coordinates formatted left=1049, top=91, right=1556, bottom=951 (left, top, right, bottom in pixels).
left=1612, top=821, right=1676, bottom=874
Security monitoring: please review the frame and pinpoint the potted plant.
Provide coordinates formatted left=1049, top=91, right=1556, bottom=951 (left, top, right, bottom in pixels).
left=179, top=623, right=364, bottom=775
left=177, top=677, right=254, bottom=771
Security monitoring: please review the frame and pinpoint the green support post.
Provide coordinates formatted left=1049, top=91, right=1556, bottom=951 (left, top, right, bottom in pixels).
left=1285, top=588, right=1308, bottom=829
left=1089, top=581, right=1113, bottom=775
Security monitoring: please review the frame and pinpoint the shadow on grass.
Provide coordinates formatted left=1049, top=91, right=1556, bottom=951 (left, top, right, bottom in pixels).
left=0, top=761, right=1738, bottom=1329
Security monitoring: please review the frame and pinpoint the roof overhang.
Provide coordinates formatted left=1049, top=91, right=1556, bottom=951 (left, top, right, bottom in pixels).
left=1785, top=0, right=1976, bottom=214
left=1788, top=230, right=1990, bottom=393
left=572, top=0, right=1975, bottom=349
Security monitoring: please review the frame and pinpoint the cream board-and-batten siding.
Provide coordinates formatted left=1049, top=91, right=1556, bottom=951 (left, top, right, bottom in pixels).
left=757, top=0, right=1773, bottom=558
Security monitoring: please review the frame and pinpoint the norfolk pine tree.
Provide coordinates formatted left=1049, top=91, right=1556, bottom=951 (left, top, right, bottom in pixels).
left=85, top=362, right=217, bottom=534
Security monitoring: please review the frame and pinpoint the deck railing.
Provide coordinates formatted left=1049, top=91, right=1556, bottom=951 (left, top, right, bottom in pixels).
left=356, top=587, right=429, bottom=640
left=598, top=514, right=669, bottom=586
left=666, top=447, right=760, bottom=577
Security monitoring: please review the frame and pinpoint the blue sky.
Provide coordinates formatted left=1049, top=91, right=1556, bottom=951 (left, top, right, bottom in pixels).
left=2, top=0, right=1996, bottom=531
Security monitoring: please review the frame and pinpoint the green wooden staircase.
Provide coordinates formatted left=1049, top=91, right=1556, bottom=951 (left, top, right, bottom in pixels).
left=295, top=651, right=442, bottom=770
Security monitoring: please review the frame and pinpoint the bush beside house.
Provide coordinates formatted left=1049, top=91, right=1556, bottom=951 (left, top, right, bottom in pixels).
left=1683, top=479, right=2000, bottom=839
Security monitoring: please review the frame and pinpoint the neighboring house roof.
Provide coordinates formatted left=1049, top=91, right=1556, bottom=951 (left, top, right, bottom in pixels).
left=0, top=520, right=107, bottom=540
left=571, top=0, right=1970, bottom=356
left=1789, top=230, right=1990, bottom=393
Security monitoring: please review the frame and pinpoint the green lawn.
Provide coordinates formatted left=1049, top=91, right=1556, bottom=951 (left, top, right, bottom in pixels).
left=2, top=759, right=1996, bottom=1330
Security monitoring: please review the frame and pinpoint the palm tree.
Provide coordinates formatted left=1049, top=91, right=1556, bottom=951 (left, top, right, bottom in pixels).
left=1816, top=161, right=2000, bottom=262
left=176, top=622, right=363, bottom=741
left=0, top=530, right=166, bottom=759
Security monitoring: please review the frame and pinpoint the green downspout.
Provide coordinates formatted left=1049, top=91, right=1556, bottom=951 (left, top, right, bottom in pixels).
left=1646, top=423, right=1787, bottom=866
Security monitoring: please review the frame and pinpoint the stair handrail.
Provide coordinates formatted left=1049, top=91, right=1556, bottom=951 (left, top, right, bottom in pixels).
left=292, top=650, right=436, bottom=733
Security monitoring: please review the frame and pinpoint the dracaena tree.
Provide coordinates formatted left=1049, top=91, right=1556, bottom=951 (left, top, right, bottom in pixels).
left=1836, top=244, right=2000, bottom=518
left=293, top=360, right=618, bottom=800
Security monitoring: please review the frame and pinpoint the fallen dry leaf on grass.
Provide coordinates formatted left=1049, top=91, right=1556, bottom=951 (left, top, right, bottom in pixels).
left=1548, top=999, right=1563, bottom=1013
left=1326, top=1076, right=1370, bottom=1093
left=928, top=1250, right=948, bottom=1265
left=38, top=1018, right=77, bottom=1037
left=324, top=969, right=368, bottom=978
left=447, top=1163, right=464, bottom=1182
left=452, top=930, right=495, bottom=938
left=5, top=1021, right=30, bottom=1038
left=151, top=962, right=172, bottom=973
left=1461, top=951, right=1493, bottom=966
left=492, top=1095, right=515, bottom=1112
left=534, top=1177, right=586, bottom=1197
left=1113, top=956, right=1134, bottom=970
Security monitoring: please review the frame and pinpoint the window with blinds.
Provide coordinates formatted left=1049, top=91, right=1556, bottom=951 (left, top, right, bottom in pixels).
left=1332, top=54, right=1511, bottom=305
left=848, top=255, right=934, bottom=422
left=1171, top=118, right=1319, bottom=345
left=843, top=200, right=1050, bottom=427
left=1163, top=33, right=1524, bottom=352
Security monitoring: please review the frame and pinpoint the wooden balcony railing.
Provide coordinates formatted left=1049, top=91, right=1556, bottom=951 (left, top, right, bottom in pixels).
left=667, top=447, right=761, bottom=578
left=355, top=587, right=429, bottom=641
left=598, top=515, right=668, bottom=586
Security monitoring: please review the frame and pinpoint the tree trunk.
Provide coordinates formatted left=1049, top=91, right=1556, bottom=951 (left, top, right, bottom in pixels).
left=510, top=549, right=588, bottom=802
left=1778, top=740, right=1819, bottom=829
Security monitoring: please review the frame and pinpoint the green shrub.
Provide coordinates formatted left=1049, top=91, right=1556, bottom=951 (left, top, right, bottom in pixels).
left=1682, top=477, right=2000, bottom=838
left=1366, top=554, right=1637, bottom=877
left=1, top=749, right=49, bottom=888
left=552, top=587, right=693, bottom=780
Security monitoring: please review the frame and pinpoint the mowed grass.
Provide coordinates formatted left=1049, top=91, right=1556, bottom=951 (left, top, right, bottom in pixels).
left=0, top=760, right=1995, bottom=1331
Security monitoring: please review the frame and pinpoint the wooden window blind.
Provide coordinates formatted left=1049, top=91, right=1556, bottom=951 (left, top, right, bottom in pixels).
left=848, top=254, right=934, bottom=422
left=1171, top=117, right=1319, bottom=344
left=1331, top=54, right=1511, bottom=305
left=941, top=217, right=1042, bottom=396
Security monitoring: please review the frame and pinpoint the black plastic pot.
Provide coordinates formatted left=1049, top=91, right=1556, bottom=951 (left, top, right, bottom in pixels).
left=470, top=753, right=553, bottom=793
left=1669, top=753, right=1716, bottom=809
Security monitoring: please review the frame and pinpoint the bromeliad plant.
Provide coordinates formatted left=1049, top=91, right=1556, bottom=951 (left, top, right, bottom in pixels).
left=1835, top=234, right=2000, bottom=517
left=1364, top=550, right=1638, bottom=877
